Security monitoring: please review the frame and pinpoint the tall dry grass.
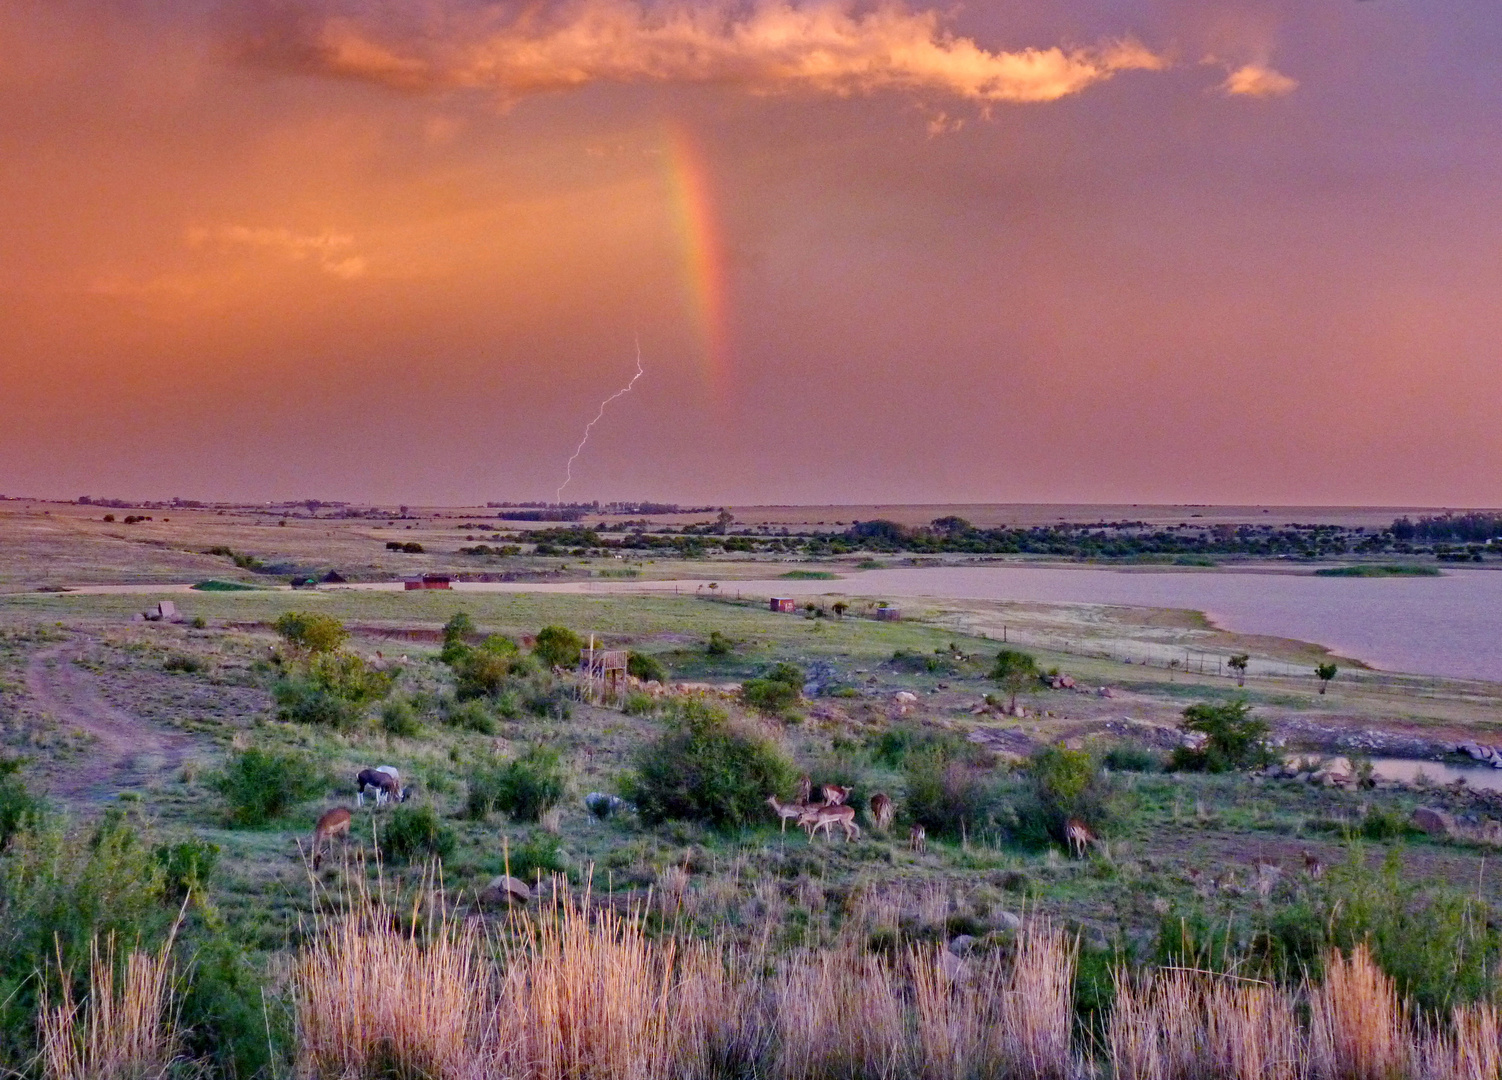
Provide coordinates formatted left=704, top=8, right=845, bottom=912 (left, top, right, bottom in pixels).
left=38, top=932, right=180, bottom=1080
left=286, top=883, right=1502, bottom=1080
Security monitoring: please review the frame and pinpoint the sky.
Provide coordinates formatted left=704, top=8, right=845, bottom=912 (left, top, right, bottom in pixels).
left=2, top=0, right=1500, bottom=507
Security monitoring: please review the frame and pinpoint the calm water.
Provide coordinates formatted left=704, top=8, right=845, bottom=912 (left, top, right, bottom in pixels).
left=1367, top=758, right=1502, bottom=791
left=699, top=566, right=1502, bottom=683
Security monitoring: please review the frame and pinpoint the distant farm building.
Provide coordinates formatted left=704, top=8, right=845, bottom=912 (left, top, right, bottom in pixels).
left=405, top=574, right=452, bottom=590
left=874, top=604, right=902, bottom=621
left=770, top=597, right=797, bottom=613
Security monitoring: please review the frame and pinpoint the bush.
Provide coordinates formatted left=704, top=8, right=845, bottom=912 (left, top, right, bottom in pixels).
left=274, top=652, right=394, bottom=728
left=0, top=758, right=42, bottom=853
left=506, top=832, right=568, bottom=883
left=623, top=691, right=656, bottom=716
left=533, top=625, right=583, bottom=668
left=1012, top=746, right=1117, bottom=846
left=1170, top=698, right=1272, bottom=772
left=445, top=698, right=498, bottom=735
left=378, top=804, right=455, bottom=864
left=627, top=650, right=667, bottom=683
left=273, top=611, right=348, bottom=654
left=454, top=645, right=534, bottom=700
left=210, top=747, right=326, bottom=827
left=524, top=685, right=573, bottom=720
left=153, top=838, right=220, bottom=902
left=163, top=652, right=206, bottom=673
left=991, top=648, right=1039, bottom=710
left=465, top=747, right=568, bottom=822
left=1102, top=741, right=1164, bottom=772
left=705, top=631, right=733, bottom=657
left=904, top=750, right=1004, bottom=840
left=178, top=933, right=289, bottom=1080
left=741, top=661, right=804, bottom=715
left=870, top=724, right=966, bottom=769
left=627, top=700, right=797, bottom=829
left=380, top=697, right=424, bottom=737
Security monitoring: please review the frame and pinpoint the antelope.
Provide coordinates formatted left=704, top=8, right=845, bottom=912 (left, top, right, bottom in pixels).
left=1302, top=849, right=1325, bottom=879
left=869, top=792, right=894, bottom=832
left=796, top=775, right=812, bottom=804
left=909, top=824, right=926, bottom=854
left=356, top=766, right=409, bottom=808
left=767, top=795, right=810, bottom=833
left=1064, top=818, right=1094, bottom=859
left=799, top=803, right=859, bottom=842
left=311, top=807, right=352, bottom=870
left=821, top=784, right=852, bottom=806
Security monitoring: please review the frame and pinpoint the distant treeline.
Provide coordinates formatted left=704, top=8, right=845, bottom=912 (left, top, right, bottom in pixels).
left=1391, top=513, right=1502, bottom=542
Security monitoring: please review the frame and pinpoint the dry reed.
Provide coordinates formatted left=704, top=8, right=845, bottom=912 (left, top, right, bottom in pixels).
left=38, top=931, right=180, bottom=1080
left=1308, top=945, right=1409, bottom=1080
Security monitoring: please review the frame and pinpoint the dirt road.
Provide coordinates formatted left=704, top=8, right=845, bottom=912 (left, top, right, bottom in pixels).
left=24, top=639, right=197, bottom=803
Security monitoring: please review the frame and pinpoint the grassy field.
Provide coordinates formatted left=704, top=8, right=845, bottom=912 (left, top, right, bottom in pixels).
left=5, top=512, right=1502, bottom=1077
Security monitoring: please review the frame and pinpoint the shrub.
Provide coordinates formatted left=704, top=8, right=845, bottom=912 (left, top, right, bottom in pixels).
left=153, top=838, right=220, bottom=902
left=0, top=758, right=42, bottom=853
left=626, top=650, right=667, bottom=683
left=1102, top=740, right=1164, bottom=772
left=274, top=652, right=393, bottom=728
left=163, top=652, right=206, bottom=674
left=273, top=611, right=348, bottom=654
left=445, top=698, right=498, bottom=735
left=991, top=648, right=1039, bottom=710
left=890, top=648, right=958, bottom=675
left=524, top=685, right=573, bottom=720
left=210, top=747, right=326, bottom=827
left=904, top=750, right=1004, bottom=840
left=870, top=724, right=966, bottom=768
left=705, top=631, right=733, bottom=657
left=273, top=679, right=361, bottom=727
left=627, top=700, right=797, bottom=829
left=623, top=691, right=656, bottom=716
left=465, top=747, right=568, bottom=822
left=533, top=625, right=583, bottom=668
left=177, top=933, right=289, bottom=1080
left=506, top=832, right=568, bottom=883
left=378, top=805, right=455, bottom=864
left=1013, top=746, right=1117, bottom=846
left=1170, top=698, right=1272, bottom=772
left=741, top=661, right=804, bottom=714
left=380, top=697, right=423, bottom=737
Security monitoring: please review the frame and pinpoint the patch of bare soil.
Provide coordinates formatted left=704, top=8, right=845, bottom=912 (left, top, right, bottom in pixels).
left=24, top=638, right=199, bottom=804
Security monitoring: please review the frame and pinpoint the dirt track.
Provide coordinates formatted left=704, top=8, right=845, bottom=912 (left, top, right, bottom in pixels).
left=24, top=639, right=196, bottom=804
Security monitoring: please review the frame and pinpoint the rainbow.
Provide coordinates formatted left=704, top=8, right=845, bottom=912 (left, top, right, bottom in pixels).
left=661, top=121, right=731, bottom=392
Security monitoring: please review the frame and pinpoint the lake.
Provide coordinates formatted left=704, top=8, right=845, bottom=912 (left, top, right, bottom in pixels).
left=667, top=565, right=1502, bottom=683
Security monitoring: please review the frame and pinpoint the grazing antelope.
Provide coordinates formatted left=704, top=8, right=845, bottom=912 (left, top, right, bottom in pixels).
left=311, top=807, right=352, bottom=869
left=356, top=766, right=409, bottom=808
left=796, top=775, right=812, bottom=804
left=1064, top=818, right=1094, bottom=859
left=799, top=803, right=859, bottom=842
left=869, top=792, right=894, bottom=832
left=766, top=795, right=809, bottom=834
left=1302, top=849, right=1325, bottom=879
left=821, top=784, right=852, bottom=806
left=909, top=824, right=926, bottom=854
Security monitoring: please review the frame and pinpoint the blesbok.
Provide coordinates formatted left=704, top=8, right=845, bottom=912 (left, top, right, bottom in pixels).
left=1065, top=818, right=1094, bottom=859
left=869, top=792, right=894, bottom=832
left=356, top=766, right=409, bottom=808
left=799, top=803, right=859, bottom=842
left=766, top=795, right=810, bottom=833
left=909, top=823, right=926, bottom=854
left=311, top=807, right=352, bottom=869
left=820, top=784, right=852, bottom=806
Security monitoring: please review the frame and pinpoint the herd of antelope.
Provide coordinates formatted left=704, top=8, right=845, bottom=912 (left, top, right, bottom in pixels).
left=767, top=777, right=929, bottom=851
left=309, top=764, right=412, bottom=869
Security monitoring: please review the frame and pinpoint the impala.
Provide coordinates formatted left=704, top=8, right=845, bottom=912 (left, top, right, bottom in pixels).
left=311, top=807, right=352, bottom=869
left=869, top=792, right=894, bottom=832
left=766, top=795, right=810, bottom=833
left=1064, top=818, right=1094, bottom=859
left=800, top=803, right=859, bottom=842
left=908, top=823, right=926, bottom=854
left=820, top=784, right=852, bottom=806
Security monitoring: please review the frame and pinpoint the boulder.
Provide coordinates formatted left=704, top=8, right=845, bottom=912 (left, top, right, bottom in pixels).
left=948, top=934, right=976, bottom=955
left=1411, top=806, right=1457, bottom=838
left=478, top=875, right=532, bottom=907
left=995, top=910, right=1023, bottom=932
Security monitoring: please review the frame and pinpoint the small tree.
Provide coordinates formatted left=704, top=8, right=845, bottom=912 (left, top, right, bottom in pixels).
left=1316, top=662, right=1338, bottom=695
left=1171, top=699, right=1271, bottom=773
left=533, top=626, right=583, bottom=669
left=274, top=611, right=348, bottom=655
left=626, top=650, right=667, bottom=683
left=991, top=649, right=1040, bottom=712
left=1228, top=653, right=1250, bottom=687
left=210, top=748, right=326, bottom=827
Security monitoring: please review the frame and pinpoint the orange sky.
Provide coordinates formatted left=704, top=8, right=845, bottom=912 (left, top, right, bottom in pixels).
left=2, top=1, right=1500, bottom=506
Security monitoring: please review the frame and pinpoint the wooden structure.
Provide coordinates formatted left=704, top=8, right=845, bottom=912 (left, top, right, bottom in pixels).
left=579, top=635, right=628, bottom=702
left=769, top=597, right=796, bottom=613
left=874, top=604, right=901, bottom=621
left=405, top=574, right=452, bottom=591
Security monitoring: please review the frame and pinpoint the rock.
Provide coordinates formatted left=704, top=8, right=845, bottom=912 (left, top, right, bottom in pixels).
left=938, top=949, right=970, bottom=984
left=948, top=935, right=976, bottom=955
left=995, top=910, right=1023, bottom=932
left=1411, top=806, right=1457, bottom=838
left=1463, top=743, right=1489, bottom=761
left=478, top=875, right=532, bottom=907
left=1097, top=687, right=1116, bottom=698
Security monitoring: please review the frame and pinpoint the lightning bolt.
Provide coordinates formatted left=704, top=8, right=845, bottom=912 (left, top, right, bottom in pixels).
left=556, top=337, right=646, bottom=503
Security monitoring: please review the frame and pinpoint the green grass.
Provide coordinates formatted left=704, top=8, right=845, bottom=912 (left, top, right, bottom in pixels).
left=192, top=580, right=261, bottom=591
left=1314, top=564, right=1442, bottom=578
left=779, top=570, right=840, bottom=579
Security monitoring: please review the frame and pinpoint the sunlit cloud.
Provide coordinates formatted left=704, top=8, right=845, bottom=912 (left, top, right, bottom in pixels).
left=187, top=224, right=368, bottom=278
left=242, top=0, right=1168, bottom=107
left=1220, top=62, right=1297, bottom=98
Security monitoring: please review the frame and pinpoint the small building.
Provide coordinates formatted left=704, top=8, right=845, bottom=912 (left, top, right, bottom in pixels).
left=405, top=574, right=452, bottom=590
left=873, top=604, right=901, bottom=621
left=579, top=648, right=629, bottom=700
left=770, top=597, right=797, bottom=613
